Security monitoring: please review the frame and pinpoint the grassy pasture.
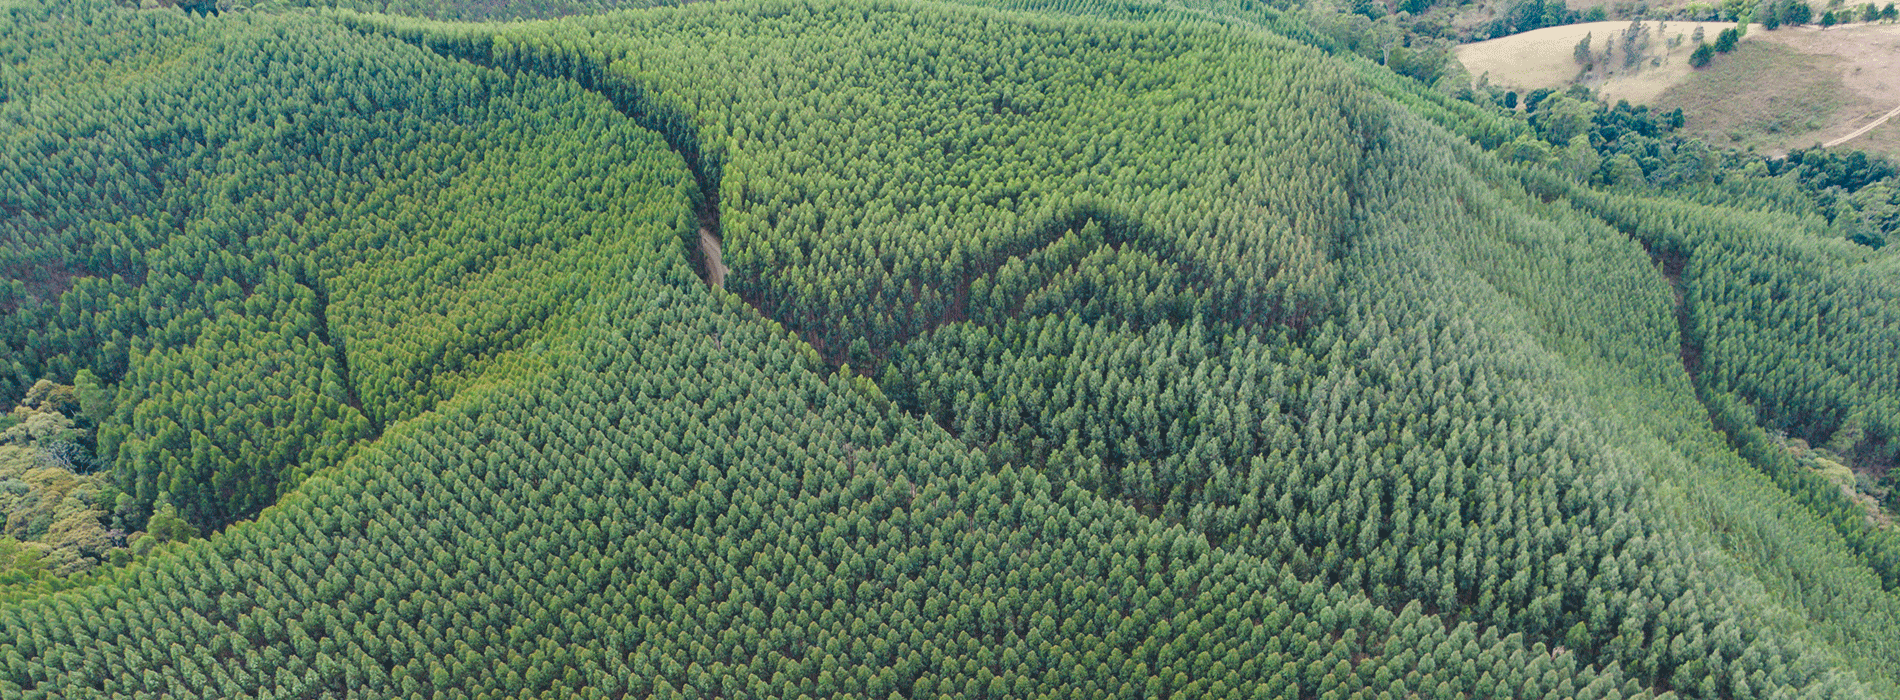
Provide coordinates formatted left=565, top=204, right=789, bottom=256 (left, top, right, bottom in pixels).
left=1458, top=21, right=1760, bottom=104
left=1461, top=20, right=1900, bottom=156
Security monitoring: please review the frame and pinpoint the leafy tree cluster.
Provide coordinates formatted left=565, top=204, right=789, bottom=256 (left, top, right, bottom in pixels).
left=1757, top=148, right=1900, bottom=248
left=1298, top=2, right=1466, bottom=86
left=1755, top=0, right=1900, bottom=26
left=1686, top=23, right=1742, bottom=67
left=1771, top=433, right=1899, bottom=523
left=1494, top=86, right=1720, bottom=190
left=1485, top=0, right=1581, bottom=39
left=0, top=380, right=124, bottom=580
left=1754, top=0, right=1799, bottom=26
left=1648, top=148, right=1900, bottom=251
left=1767, top=147, right=1895, bottom=193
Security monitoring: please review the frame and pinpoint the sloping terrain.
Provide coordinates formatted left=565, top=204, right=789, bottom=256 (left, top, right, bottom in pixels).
left=1651, top=39, right=1850, bottom=154
left=1, top=0, right=1898, bottom=698
left=1458, top=20, right=1759, bottom=105
left=1460, top=20, right=1900, bottom=158
left=1665, top=23, right=1900, bottom=155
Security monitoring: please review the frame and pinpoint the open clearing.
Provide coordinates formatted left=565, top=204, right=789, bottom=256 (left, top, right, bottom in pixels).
left=1657, top=23, right=1900, bottom=155
left=1823, top=103, right=1900, bottom=148
left=1458, top=21, right=1761, bottom=105
left=1459, top=22, right=1900, bottom=157
left=1765, top=24, right=1900, bottom=152
left=1653, top=40, right=1848, bottom=153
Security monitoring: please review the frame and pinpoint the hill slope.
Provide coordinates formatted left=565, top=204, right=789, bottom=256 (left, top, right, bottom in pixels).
left=1, top=1, right=1898, bottom=698
left=1459, top=21, right=1900, bottom=158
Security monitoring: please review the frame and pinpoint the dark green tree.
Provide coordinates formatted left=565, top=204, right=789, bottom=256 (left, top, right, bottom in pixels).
left=1690, top=42, right=1715, bottom=66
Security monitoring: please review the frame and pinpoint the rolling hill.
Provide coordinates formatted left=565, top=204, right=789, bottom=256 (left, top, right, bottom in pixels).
left=2, top=0, right=1899, bottom=698
left=1459, top=20, right=1900, bottom=157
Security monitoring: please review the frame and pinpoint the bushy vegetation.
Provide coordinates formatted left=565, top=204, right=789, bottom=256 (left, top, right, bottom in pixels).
left=0, top=381, right=121, bottom=579
left=2, top=0, right=1898, bottom=698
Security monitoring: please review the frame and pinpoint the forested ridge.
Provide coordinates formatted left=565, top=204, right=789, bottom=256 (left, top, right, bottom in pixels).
left=2, top=0, right=1899, bottom=698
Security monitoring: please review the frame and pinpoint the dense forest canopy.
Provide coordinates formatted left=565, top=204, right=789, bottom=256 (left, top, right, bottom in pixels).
left=2, top=0, right=1898, bottom=698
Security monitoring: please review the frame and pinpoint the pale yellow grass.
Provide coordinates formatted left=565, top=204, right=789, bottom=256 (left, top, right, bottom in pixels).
left=1650, top=23, right=1900, bottom=157
left=1653, top=41, right=1845, bottom=153
left=1759, top=24, right=1900, bottom=151
left=1459, top=21, right=1900, bottom=158
left=1458, top=21, right=1761, bottom=105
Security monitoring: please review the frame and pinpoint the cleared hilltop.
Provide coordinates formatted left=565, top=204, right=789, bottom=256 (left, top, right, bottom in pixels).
left=1462, top=20, right=1900, bottom=155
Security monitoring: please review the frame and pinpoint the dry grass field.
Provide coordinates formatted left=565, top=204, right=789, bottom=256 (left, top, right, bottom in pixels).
left=1764, top=24, right=1900, bottom=150
left=1457, top=21, right=1761, bottom=104
left=1653, top=41, right=1848, bottom=152
left=1850, top=117, right=1900, bottom=155
left=1459, top=21, right=1900, bottom=157
left=1444, top=0, right=1706, bottom=40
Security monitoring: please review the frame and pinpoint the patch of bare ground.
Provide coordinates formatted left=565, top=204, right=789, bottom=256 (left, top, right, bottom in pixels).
left=698, top=227, right=727, bottom=289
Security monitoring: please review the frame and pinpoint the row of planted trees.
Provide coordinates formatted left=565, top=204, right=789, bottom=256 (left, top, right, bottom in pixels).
left=369, top=1, right=1900, bottom=694
left=0, top=0, right=699, bottom=533
left=0, top=0, right=1895, bottom=697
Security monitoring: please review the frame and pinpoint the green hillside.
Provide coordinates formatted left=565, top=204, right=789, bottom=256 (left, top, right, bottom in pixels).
left=2, top=0, right=1898, bottom=698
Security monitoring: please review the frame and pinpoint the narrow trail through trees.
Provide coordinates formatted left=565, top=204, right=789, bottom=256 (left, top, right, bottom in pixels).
left=362, top=29, right=733, bottom=287
left=355, top=25, right=1327, bottom=374
left=698, top=227, right=727, bottom=288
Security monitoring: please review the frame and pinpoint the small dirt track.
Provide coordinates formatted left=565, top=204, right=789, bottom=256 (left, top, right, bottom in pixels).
left=699, top=227, right=727, bottom=288
left=1824, top=103, right=1900, bottom=149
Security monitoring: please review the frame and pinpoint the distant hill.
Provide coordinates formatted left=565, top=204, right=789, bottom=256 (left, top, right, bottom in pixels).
left=1460, top=20, right=1900, bottom=156
left=1458, top=20, right=1762, bottom=104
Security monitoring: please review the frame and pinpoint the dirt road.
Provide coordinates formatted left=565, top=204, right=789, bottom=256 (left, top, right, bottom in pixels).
left=699, top=228, right=727, bottom=288
left=1825, top=103, right=1900, bottom=148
